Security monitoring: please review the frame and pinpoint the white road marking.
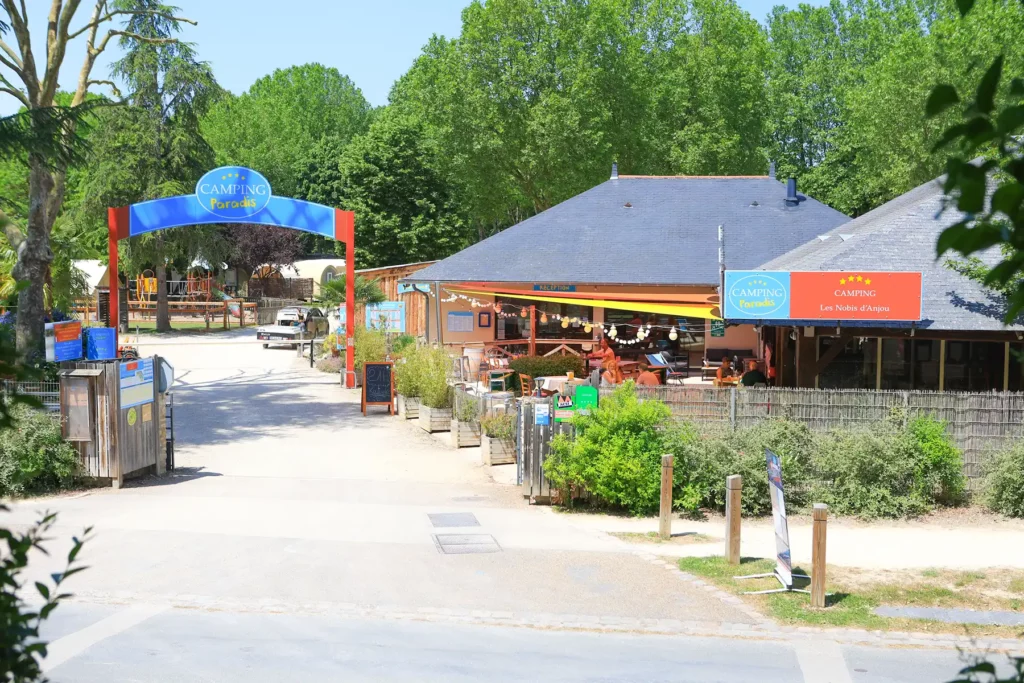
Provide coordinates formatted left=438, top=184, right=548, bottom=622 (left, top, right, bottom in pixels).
left=794, top=639, right=854, bottom=683
left=42, top=603, right=169, bottom=672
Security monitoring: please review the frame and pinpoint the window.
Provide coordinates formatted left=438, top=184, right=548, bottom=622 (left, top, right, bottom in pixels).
left=944, top=341, right=1005, bottom=392
left=880, top=339, right=911, bottom=390
left=817, top=336, right=876, bottom=389
left=495, top=297, right=593, bottom=341
left=603, top=309, right=706, bottom=363
left=1008, top=343, right=1024, bottom=392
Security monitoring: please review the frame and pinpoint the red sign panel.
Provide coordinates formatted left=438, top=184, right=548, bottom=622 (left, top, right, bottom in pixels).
left=789, top=272, right=922, bottom=321
left=53, top=321, right=81, bottom=343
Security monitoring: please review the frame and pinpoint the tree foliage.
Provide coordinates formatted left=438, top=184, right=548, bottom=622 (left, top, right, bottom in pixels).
left=202, top=63, right=372, bottom=198
left=296, top=109, right=470, bottom=268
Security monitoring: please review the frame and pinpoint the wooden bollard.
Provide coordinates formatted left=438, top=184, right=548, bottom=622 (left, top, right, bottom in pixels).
left=659, top=454, right=673, bottom=540
left=725, top=475, right=742, bottom=565
left=811, top=503, right=828, bottom=608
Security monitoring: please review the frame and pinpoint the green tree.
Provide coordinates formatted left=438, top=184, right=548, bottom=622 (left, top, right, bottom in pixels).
left=0, top=1, right=197, bottom=353
left=315, top=275, right=386, bottom=307
left=296, top=109, right=471, bottom=268
left=202, top=64, right=372, bottom=198
left=75, top=0, right=224, bottom=332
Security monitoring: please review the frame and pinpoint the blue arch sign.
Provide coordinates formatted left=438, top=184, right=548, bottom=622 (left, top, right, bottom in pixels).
left=107, top=165, right=358, bottom=387
left=124, top=165, right=339, bottom=239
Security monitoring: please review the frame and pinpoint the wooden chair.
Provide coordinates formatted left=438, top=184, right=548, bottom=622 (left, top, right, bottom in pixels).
left=518, top=373, right=535, bottom=397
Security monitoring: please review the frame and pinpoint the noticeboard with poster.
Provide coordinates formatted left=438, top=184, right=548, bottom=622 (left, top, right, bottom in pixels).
left=44, top=320, right=83, bottom=362
left=119, top=358, right=155, bottom=409
left=765, top=448, right=793, bottom=587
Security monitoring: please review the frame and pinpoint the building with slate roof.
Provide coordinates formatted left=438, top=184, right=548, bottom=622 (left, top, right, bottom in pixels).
left=754, top=174, right=1024, bottom=392
left=404, top=166, right=849, bottom=370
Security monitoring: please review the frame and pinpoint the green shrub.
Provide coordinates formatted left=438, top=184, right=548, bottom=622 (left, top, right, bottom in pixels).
left=0, top=406, right=80, bottom=497
left=984, top=442, right=1024, bottom=517
left=354, top=326, right=387, bottom=375
left=687, top=418, right=814, bottom=516
left=508, top=355, right=585, bottom=392
left=395, top=346, right=424, bottom=397
left=481, top=413, right=515, bottom=441
left=419, top=346, right=453, bottom=409
left=907, top=415, right=967, bottom=505
left=544, top=383, right=678, bottom=515
left=392, top=334, right=416, bottom=356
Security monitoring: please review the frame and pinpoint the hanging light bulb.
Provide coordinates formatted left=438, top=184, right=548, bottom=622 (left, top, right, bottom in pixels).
left=494, top=304, right=502, bottom=313
left=561, top=319, right=569, bottom=329
left=584, top=323, right=592, bottom=333
left=669, top=326, right=678, bottom=341
left=609, top=325, right=617, bottom=338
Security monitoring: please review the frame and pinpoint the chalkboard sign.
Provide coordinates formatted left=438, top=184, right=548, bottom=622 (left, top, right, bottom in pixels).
left=362, top=362, right=394, bottom=415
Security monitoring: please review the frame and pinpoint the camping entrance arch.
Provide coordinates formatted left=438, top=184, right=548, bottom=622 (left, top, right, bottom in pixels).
left=106, top=165, right=357, bottom=388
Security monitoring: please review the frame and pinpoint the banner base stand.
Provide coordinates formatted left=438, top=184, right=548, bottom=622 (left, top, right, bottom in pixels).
left=735, top=570, right=810, bottom=595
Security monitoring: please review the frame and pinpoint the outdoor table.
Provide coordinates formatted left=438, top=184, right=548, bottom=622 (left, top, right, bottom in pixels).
left=536, top=375, right=586, bottom=394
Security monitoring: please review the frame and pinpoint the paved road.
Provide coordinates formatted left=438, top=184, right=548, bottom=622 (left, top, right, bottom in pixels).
left=5, top=331, right=1006, bottom=681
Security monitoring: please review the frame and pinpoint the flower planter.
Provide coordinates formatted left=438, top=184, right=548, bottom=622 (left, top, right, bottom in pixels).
left=397, top=394, right=420, bottom=420
left=451, top=420, right=481, bottom=448
left=417, top=405, right=452, bottom=432
left=482, top=436, right=516, bottom=465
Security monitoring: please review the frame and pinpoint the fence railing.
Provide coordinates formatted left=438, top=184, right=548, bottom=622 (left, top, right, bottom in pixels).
left=600, top=385, right=1024, bottom=479
left=0, top=381, right=60, bottom=412
left=453, top=385, right=516, bottom=426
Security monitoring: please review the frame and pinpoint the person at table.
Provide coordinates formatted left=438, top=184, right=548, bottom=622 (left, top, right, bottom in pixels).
left=601, top=360, right=624, bottom=386
left=740, top=359, right=768, bottom=386
left=636, top=361, right=661, bottom=386
left=590, top=336, right=616, bottom=370
left=716, top=357, right=736, bottom=383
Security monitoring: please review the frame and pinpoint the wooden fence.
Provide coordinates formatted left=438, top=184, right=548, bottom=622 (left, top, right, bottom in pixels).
left=602, top=385, right=1024, bottom=479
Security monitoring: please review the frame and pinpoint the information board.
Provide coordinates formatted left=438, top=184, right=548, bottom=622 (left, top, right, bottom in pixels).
left=534, top=402, right=551, bottom=425
left=575, top=386, right=598, bottom=415
left=447, top=311, right=474, bottom=333
left=366, top=301, right=406, bottom=333
left=765, top=448, right=793, bottom=588
left=85, top=327, right=117, bottom=360
left=44, top=320, right=83, bottom=362
left=362, top=362, right=394, bottom=415
left=554, top=394, right=574, bottom=422
left=119, top=358, right=155, bottom=408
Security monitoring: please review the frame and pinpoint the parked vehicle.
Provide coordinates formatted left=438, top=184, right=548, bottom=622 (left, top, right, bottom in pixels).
left=256, top=307, right=329, bottom=348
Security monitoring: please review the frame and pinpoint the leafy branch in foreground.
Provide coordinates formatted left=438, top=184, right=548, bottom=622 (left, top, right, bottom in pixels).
left=0, top=506, right=91, bottom=682
left=949, top=656, right=1024, bottom=683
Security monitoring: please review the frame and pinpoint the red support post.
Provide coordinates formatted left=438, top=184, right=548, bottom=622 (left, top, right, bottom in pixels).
left=529, top=305, right=537, bottom=356
left=107, top=207, right=130, bottom=348
left=335, top=210, right=357, bottom=388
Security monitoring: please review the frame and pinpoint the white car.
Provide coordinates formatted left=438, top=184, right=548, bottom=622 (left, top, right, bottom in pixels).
left=256, top=307, right=330, bottom=348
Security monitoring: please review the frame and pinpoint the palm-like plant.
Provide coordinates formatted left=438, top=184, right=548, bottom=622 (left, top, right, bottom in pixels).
left=316, top=275, right=386, bottom=307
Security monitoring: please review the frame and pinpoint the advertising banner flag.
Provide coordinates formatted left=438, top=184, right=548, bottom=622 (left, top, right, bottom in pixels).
left=765, top=448, right=793, bottom=588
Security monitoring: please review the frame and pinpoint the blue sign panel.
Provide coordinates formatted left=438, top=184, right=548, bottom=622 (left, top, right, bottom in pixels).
left=366, top=301, right=405, bottom=333
left=44, top=321, right=83, bottom=362
left=397, top=283, right=430, bottom=295
left=723, top=271, right=791, bottom=320
left=84, top=327, right=117, bottom=360
left=128, top=166, right=336, bottom=239
left=119, top=357, right=155, bottom=408
left=533, top=284, right=576, bottom=292
left=195, top=166, right=272, bottom=219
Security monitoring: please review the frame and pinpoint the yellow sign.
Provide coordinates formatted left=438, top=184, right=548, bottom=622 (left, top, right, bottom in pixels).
left=142, top=403, right=152, bottom=423
left=127, top=407, right=137, bottom=427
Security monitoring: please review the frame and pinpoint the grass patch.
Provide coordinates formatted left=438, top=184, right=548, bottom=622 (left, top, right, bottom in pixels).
left=678, top=556, right=1024, bottom=637
left=610, top=531, right=718, bottom=545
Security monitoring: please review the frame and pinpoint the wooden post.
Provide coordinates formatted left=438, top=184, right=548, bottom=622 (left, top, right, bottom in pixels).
left=725, top=474, right=742, bottom=564
left=659, top=454, right=673, bottom=539
left=223, top=302, right=228, bottom=330
left=811, top=503, right=828, bottom=608
left=529, top=305, right=537, bottom=356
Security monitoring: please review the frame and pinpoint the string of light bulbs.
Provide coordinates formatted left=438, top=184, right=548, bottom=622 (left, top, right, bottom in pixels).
left=429, top=287, right=713, bottom=343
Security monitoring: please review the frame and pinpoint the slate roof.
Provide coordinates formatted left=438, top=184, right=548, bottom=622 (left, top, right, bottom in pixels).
left=760, top=175, right=1024, bottom=332
left=407, top=176, right=850, bottom=285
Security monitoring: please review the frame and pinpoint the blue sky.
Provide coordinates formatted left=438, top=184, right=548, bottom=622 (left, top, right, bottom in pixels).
left=2, top=0, right=800, bottom=116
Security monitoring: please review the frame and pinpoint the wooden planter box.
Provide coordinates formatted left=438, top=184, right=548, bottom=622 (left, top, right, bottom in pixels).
left=451, top=420, right=481, bottom=448
left=397, top=394, right=420, bottom=420
left=417, top=405, right=452, bottom=432
left=482, top=436, right=516, bottom=465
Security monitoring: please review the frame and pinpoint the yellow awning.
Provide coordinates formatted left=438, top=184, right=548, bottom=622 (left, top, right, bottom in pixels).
left=449, top=288, right=721, bottom=319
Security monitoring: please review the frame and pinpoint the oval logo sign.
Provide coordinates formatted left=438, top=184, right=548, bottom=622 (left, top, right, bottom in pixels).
left=727, top=273, right=789, bottom=317
left=195, top=166, right=271, bottom=219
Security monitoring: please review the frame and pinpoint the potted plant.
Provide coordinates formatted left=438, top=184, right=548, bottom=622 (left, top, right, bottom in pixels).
left=395, top=347, right=422, bottom=419
left=451, top=393, right=481, bottom=448
left=480, top=412, right=516, bottom=465
left=417, top=346, right=453, bottom=432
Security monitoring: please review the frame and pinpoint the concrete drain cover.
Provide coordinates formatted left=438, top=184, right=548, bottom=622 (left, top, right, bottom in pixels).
left=428, top=512, right=480, bottom=528
left=433, top=533, right=501, bottom=554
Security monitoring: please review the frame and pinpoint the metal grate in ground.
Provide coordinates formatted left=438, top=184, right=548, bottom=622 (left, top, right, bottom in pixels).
left=427, top=512, right=480, bottom=528
left=432, top=533, right=501, bottom=554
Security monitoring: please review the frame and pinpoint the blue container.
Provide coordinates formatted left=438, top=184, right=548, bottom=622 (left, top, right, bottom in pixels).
left=85, top=327, right=117, bottom=360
